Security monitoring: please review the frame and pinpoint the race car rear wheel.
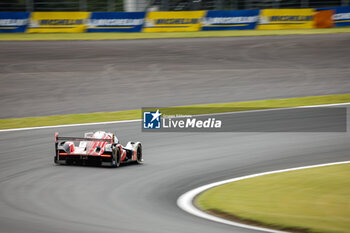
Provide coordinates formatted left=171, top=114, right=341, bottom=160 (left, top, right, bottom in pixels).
left=112, top=147, right=121, bottom=168
left=136, top=144, right=142, bottom=164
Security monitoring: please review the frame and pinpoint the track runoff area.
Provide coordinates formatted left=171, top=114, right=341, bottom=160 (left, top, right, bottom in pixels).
left=1, top=28, right=350, bottom=41
left=179, top=161, right=350, bottom=233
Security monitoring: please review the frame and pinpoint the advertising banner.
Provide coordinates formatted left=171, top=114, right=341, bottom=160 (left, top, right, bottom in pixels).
left=87, top=12, right=145, bottom=32
left=143, top=11, right=205, bottom=32
left=0, top=12, right=30, bottom=33
left=314, top=10, right=333, bottom=28
left=258, top=9, right=314, bottom=29
left=332, top=6, right=350, bottom=27
left=319, top=6, right=350, bottom=27
left=202, top=9, right=259, bottom=31
left=27, top=12, right=90, bottom=33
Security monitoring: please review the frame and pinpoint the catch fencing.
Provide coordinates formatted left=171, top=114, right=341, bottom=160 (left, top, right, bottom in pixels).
left=0, top=0, right=349, bottom=12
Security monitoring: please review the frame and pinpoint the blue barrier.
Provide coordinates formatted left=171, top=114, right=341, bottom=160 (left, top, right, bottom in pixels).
left=0, top=12, right=30, bottom=33
left=202, top=9, right=259, bottom=31
left=317, top=6, right=350, bottom=27
left=87, top=12, right=145, bottom=32
left=333, top=6, right=350, bottom=27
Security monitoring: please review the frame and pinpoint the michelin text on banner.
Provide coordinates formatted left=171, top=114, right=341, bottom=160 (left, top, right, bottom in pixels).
left=258, top=9, right=314, bottom=29
left=87, top=12, right=145, bottom=32
left=143, top=11, right=205, bottom=32
left=202, top=9, right=259, bottom=31
left=27, top=12, right=90, bottom=33
left=0, top=12, right=30, bottom=33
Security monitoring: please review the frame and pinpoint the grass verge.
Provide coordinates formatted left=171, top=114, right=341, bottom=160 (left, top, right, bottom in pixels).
left=0, top=28, right=350, bottom=41
left=195, top=163, right=350, bottom=233
left=0, top=94, right=349, bottom=130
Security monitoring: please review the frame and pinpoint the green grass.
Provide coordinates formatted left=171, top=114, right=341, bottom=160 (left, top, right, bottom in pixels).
left=196, top=163, right=350, bottom=233
left=1, top=28, right=350, bottom=41
left=0, top=94, right=349, bottom=130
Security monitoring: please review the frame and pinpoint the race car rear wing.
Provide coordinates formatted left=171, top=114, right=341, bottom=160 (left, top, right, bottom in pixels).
left=55, top=132, right=113, bottom=143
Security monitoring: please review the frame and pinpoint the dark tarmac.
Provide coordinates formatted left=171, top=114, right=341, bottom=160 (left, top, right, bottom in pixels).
left=1, top=34, right=349, bottom=118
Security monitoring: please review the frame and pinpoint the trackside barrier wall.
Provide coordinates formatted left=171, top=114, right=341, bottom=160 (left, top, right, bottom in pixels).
left=333, top=6, right=350, bottom=27
left=202, top=10, right=259, bottom=30
left=87, top=12, right=145, bottom=32
left=314, top=10, right=333, bottom=28
left=27, top=12, right=90, bottom=33
left=143, top=11, right=205, bottom=32
left=317, top=6, right=350, bottom=27
left=0, top=12, right=30, bottom=33
left=0, top=6, right=350, bottom=33
left=258, top=9, right=314, bottom=29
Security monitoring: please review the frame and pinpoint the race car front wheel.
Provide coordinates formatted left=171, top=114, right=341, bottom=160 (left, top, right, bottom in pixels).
left=112, top=147, right=121, bottom=168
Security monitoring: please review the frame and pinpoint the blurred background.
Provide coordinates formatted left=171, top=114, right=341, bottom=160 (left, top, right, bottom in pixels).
left=1, top=0, right=349, bottom=12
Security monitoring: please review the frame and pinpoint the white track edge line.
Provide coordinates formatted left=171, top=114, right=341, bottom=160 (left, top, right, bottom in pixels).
left=177, top=160, right=350, bottom=233
left=194, top=102, right=350, bottom=118
left=1, top=102, right=349, bottom=133
left=0, top=119, right=142, bottom=132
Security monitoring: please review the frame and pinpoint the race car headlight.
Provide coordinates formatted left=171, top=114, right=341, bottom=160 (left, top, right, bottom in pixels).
left=104, top=144, right=113, bottom=152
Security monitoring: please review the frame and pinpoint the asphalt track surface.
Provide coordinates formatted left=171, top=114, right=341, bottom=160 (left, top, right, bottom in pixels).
left=1, top=34, right=350, bottom=118
left=0, top=34, right=349, bottom=233
left=0, top=110, right=349, bottom=233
